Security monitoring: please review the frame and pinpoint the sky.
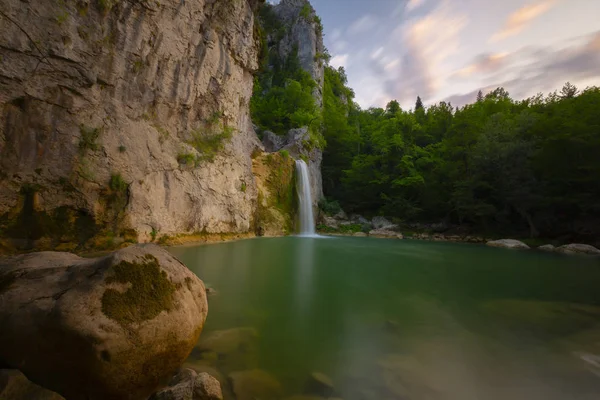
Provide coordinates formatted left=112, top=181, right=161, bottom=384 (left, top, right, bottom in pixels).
left=269, top=0, right=600, bottom=109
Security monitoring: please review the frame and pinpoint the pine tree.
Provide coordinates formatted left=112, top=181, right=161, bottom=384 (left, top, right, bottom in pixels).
left=476, top=90, right=483, bottom=102
left=560, top=82, right=578, bottom=99
left=415, top=96, right=424, bottom=110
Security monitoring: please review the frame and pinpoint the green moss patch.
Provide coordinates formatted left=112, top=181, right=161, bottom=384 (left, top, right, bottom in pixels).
left=102, top=255, right=176, bottom=326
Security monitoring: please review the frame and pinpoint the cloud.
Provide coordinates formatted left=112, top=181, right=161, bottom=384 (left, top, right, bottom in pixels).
left=330, top=54, right=349, bottom=69
left=406, top=0, right=426, bottom=12
left=348, top=15, right=378, bottom=35
left=453, top=53, right=508, bottom=78
left=443, top=30, right=600, bottom=107
left=385, top=0, right=468, bottom=105
left=490, top=0, right=556, bottom=42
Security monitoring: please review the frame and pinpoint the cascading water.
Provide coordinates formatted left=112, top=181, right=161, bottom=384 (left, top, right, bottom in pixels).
left=295, top=159, right=316, bottom=236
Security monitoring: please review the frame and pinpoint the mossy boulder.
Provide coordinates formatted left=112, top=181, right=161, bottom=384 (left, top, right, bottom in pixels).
left=0, top=244, right=208, bottom=400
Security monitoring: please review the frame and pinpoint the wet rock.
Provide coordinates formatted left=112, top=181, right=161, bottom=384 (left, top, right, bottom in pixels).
left=353, top=232, right=368, bottom=238
left=538, top=244, right=556, bottom=252
left=0, top=369, right=64, bottom=400
left=150, top=369, right=223, bottom=400
left=369, top=230, right=403, bottom=239
left=486, top=239, right=530, bottom=250
left=305, top=372, right=335, bottom=397
left=229, top=369, right=283, bottom=400
left=556, top=244, right=600, bottom=255
left=0, top=244, right=208, bottom=400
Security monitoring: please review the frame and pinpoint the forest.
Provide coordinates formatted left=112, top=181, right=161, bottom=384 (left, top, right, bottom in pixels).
left=251, top=4, right=600, bottom=243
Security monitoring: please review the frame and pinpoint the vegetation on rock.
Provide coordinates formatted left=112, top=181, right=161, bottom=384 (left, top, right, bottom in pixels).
left=102, top=255, right=176, bottom=327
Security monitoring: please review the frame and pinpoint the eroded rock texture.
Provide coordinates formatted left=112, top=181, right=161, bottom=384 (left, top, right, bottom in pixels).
left=0, top=0, right=264, bottom=250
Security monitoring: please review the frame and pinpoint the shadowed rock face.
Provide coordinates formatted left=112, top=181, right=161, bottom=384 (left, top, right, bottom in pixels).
left=0, top=0, right=263, bottom=250
left=0, top=244, right=208, bottom=400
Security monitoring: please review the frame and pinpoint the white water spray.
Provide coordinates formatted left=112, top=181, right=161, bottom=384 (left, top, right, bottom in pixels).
left=295, top=160, right=316, bottom=236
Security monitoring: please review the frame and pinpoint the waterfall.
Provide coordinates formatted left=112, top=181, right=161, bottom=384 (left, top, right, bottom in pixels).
left=295, top=160, right=316, bottom=236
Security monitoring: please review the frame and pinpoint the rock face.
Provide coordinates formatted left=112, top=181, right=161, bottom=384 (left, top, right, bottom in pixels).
left=0, top=244, right=208, bottom=400
left=261, top=127, right=323, bottom=208
left=0, top=0, right=263, bottom=251
left=273, top=0, right=325, bottom=104
left=556, top=243, right=600, bottom=255
left=0, top=369, right=64, bottom=400
left=252, top=152, right=297, bottom=236
left=259, top=0, right=325, bottom=209
left=486, top=239, right=530, bottom=250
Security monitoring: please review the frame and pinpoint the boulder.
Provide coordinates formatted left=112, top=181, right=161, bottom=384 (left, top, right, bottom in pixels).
left=486, top=239, right=530, bottom=250
left=538, top=244, right=556, bottom=252
left=0, top=244, right=208, bottom=400
left=353, top=232, right=368, bottom=238
left=556, top=244, right=600, bottom=255
left=369, top=230, right=403, bottom=239
left=0, top=369, right=64, bottom=400
left=350, top=214, right=371, bottom=226
left=150, top=369, right=223, bottom=400
left=305, top=372, right=336, bottom=397
left=333, top=209, right=348, bottom=220
left=229, top=369, right=283, bottom=400
left=371, top=216, right=397, bottom=230
left=320, top=216, right=339, bottom=230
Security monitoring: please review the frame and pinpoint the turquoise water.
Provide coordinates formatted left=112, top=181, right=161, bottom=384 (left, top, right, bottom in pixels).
left=169, top=237, right=600, bottom=400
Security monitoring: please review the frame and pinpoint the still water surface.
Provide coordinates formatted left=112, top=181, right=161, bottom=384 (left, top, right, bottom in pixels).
left=170, top=237, right=600, bottom=400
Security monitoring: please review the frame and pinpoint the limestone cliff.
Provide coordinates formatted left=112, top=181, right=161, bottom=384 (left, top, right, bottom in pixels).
left=256, top=0, right=325, bottom=206
left=0, top=0, right=266, bottom=251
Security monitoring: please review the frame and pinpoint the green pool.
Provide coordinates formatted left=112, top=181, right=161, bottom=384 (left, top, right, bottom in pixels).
left=169, top=237, right=600, bottom=400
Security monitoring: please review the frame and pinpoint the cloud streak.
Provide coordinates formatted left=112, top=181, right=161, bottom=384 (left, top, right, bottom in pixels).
left=444, top=30, right=600, bottom=107
left=490, top=0, right=556, bottom=42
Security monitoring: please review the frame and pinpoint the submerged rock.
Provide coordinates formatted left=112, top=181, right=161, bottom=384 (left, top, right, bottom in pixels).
left=229, top=369, right=283, bottom=400
left=486, top=239, right=530, bottom=250
left=193, top=327, right=259, bottom=374
left=0, top=369, right=64, bottom=400
left=556, top=244, right=600, bottom=255
left=538, top=244, right=556, bottom=252
left=305, top=372, right=336, bottom=397
left=150, top=369, right=223, bottom=400
left=0, top=244, right=208, bottom=400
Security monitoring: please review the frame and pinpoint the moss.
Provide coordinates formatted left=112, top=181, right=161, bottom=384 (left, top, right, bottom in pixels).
left=101, top=255, right=176, bottom=326
left=0, top=272, right=16, bottom=295
left=79, top=125, right=101, bottom=154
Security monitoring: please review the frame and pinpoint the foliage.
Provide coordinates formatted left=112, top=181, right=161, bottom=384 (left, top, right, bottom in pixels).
left=321, top=83, right=600, bottom=243
left=318, top=198, right=342, bottom=216
left=252, top=3, right=324, bottom=146
left=79, top=125, right=101, bottom=153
